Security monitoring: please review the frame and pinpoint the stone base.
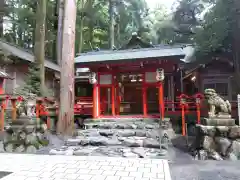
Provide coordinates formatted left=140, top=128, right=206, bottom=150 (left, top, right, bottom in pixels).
left=194, top=124, right=240, bottom=160
left=202, top=118, right=235, bottom=126
left=2, top=117, right=49, bottom=153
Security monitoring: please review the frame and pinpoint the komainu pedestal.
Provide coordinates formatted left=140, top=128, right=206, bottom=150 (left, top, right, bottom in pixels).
left=2, top=117, right=49, bottom=153
left=194, top=89, right=240, bottom=160
left=202, top=113, right=236, bottom=127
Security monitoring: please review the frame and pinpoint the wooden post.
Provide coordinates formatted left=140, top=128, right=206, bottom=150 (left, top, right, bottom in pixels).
left=97, top=85, right=100, bottom=117
left=116, top=82, right=120, bottom=115
left=111, top=75, right=115, bottom=116
left=142, top=73, right=147, bottom=117
left=158, top=83, right=164, bottom=120
left=10, top=97, right=18, bottom=121
left=179, top=94, right=188, bottom=136
left=196, top=105, right=201, bottom=124
left=0, top=95, right=6, bottom=131
left=194, top=94, right=203, bottom=124
left=0, top=79, right=4, bottom=94
left=0, top=102, right=5, bottom=131
left=45, top=98, right=55, bottom=129
left=93, top=84, right=97, bottom=118
left=196, top=103, right=201, bottom=124
left=181, top=105, right=186, bottom=136
left=36, top=98, right=43, bottom=119
left=57, top=0, right=76, bottom=135
left=143, top=86, right=147, bottom=117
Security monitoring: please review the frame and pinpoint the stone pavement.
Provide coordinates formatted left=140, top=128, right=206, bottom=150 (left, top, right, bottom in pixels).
left=0, top=153, right=171, bottom=180
left=48, top=119, right=174, bottom=158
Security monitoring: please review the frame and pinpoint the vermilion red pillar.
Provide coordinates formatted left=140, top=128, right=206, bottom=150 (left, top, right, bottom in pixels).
left=142, top=73, right=147, bottom=117
left=97, top=85, right=100, bottom=117
left=181, top=104, right=186, bottom=136
left=0, top=100, right=5, bottom=131
left=115, top=83, right=120, bottom=115
left=111, top=75, right=115, bottom=116
left=93, top=83, right=97, bottom=118
left=0, top=79, right=4, bottom=94
left=158, top=82, right=164, bottom=120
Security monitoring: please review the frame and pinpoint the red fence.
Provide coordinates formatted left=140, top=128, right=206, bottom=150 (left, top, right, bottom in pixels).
left=74, top=95, right=238, bottom=118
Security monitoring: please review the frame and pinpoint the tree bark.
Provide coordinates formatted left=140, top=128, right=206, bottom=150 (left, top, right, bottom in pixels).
left=56, top=0, right=64, bottom=65
left=34, top=0, right=47, bottom=96
left=78, top=16, right=84, bottom=53
left=0, top=0, right=4, bottom=38
left=78, top=0, right=85, bottom=54
left=57, top=0, right=76, bottom=135
left=109, top=0, right=115, bottom=49
left=232, top=0, right=240, bottom=91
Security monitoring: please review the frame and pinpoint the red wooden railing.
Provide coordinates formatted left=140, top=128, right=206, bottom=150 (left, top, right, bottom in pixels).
left=74, top=96, right=238, bottom=118
left=0, top=94, right=237, bottom=133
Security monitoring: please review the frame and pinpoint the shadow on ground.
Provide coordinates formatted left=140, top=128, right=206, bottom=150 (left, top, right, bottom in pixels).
left=0, top=171, right=12, bottom=179
left=170, top=135, right=240, bottom=180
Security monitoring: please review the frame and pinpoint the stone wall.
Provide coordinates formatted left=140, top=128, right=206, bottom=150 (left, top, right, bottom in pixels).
left=194, top=124, right=240, bottom=160
left=0, top=118, right=49, bottom=153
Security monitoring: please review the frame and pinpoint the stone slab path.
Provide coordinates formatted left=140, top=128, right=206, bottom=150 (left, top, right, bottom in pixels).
left=0, top=153, right=171, bottom=180
left=47, top=119, right=174, bottom=159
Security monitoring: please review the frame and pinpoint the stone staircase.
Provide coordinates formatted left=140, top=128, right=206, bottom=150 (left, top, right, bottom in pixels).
left=50, top=118, right=175, bottom=158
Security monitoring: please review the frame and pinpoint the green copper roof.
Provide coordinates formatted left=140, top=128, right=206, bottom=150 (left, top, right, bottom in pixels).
left=75, top=45, right=186, bottom=64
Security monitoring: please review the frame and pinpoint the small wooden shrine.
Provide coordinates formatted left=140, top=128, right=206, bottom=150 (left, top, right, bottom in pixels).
left=74, top=34, right=187, bottom=119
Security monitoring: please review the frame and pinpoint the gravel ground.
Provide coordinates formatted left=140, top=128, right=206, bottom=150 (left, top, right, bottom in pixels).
left=170, top=160, right=240, bottom=180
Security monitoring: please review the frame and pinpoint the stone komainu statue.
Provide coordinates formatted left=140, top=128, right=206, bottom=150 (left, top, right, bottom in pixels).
left=204, top=89, right=231, bottom=117
left=16, top=100, right=28, bottom=118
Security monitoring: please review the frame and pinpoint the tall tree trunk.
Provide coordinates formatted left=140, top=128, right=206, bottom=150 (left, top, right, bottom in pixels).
left=34, top=0, right=47, bottom=96
left=109, top=0, right=114, bottom=49
left=0, top=0, right=4, bottom=38
left=88, top=0, right=93, bottom=49
left=57, top=0, right=76, bottom=135
left=78, top=0, right=85, bottom=53
left=57, top=0, right=64, bottom=65
left=78, top=16, right=84, bottom=53
left=232, top=0, right=240, bottom=91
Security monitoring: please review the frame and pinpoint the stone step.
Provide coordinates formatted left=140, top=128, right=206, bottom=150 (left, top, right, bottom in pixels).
left=84, top=118, right=162, bottom=123
left=49, top=145, right=168, bottom=158
left=84, top=122, right=159, bottom=130
left=202, top=118, right=236, bottom=126
left=74, top=129, right=160, bottom=139
left=65, top=136, right=169, bottom=149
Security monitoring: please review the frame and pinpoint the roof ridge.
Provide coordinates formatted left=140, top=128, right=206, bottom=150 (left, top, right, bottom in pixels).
left=79, top=44, right=188, bottom=57
left=0, top=39, right=56, bottom=62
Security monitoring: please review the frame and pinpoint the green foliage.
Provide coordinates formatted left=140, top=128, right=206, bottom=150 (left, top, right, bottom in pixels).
left=173, top=0, right=240, bottom=60
left=17, top=63, right=41, bottom=96
left=15, top=62, right=53, bottom=97
left=3, top=0, right=160, bottom=55
left=5, top=0, right=233, bottom=60
left=194, top=0, right=235, bottom=56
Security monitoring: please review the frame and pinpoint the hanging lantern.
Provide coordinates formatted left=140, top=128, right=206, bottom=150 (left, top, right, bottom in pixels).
left=89, top=72, right=97, bottom=84
left=156, top=68, right=165, bottom=82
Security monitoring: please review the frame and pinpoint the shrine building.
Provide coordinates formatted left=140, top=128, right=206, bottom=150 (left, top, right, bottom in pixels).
left=74, top=34, right=191, bottom=119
